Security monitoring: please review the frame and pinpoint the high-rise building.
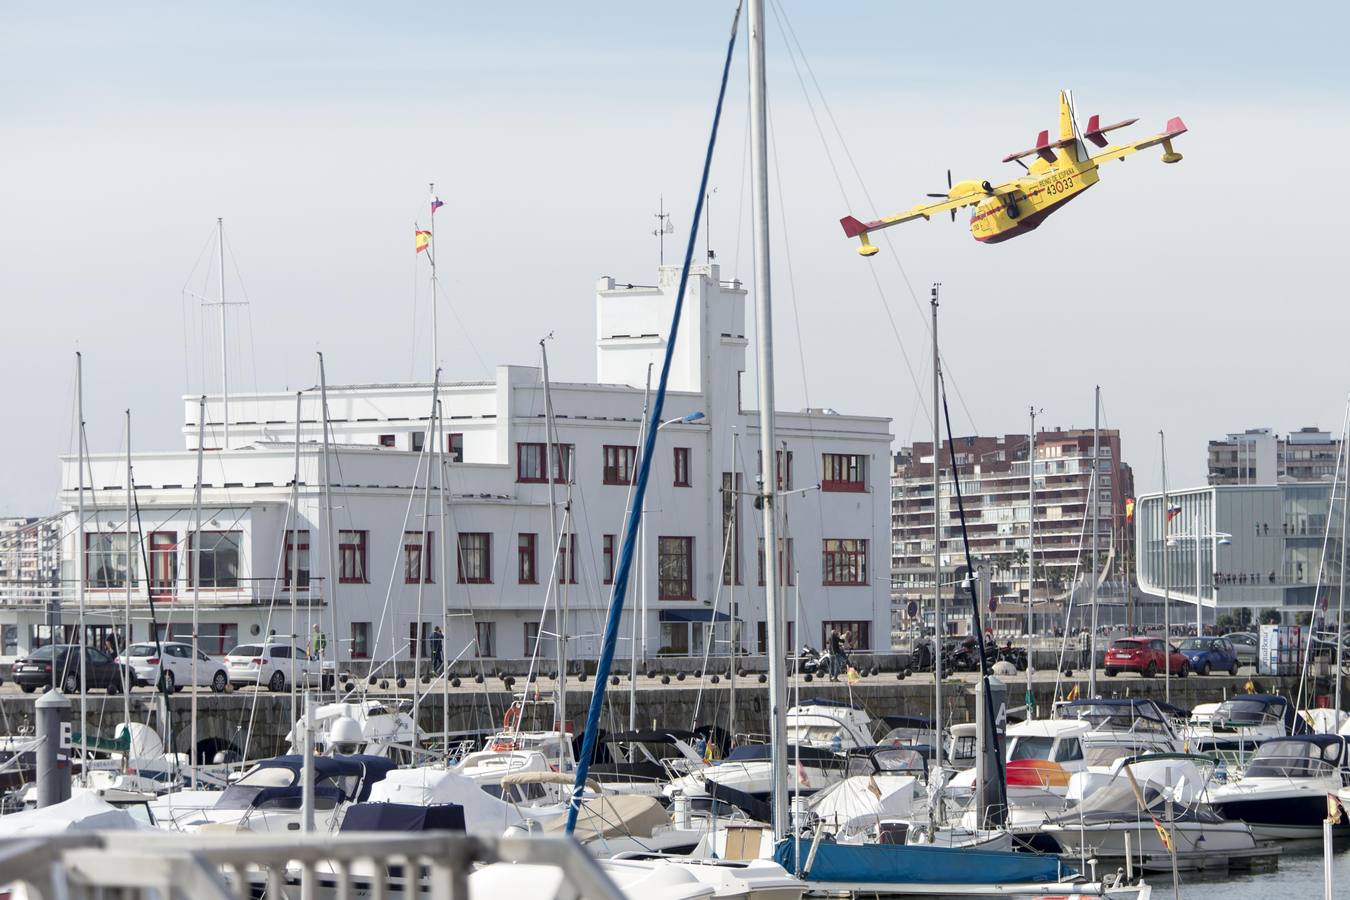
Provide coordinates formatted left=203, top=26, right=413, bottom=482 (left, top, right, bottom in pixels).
left=1207, top=426, right=1340, bottom=485
left=0, top=515, right=62, bottom=655
left=890, top=428, right=1133, bottom=642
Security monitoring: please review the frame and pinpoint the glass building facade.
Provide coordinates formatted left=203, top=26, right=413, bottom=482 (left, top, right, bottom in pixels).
left=1135, top=484, right=1342, bottom=615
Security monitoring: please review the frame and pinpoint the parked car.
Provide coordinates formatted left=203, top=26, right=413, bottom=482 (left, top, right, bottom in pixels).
left=117, top=641, right=229, bottom=693
left=1103, top=637, right=1190, bottom=678
left=225, top=642, right=334, bottom=691
left=1178, top=636, right=1240, bottom=676
left=12, top=644, right=136, bottom=694
left=1225, top=631, right=1259, bottom=666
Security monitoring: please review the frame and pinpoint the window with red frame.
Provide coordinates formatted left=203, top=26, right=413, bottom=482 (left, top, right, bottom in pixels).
left=284, top=529, right=310, bottom=589
left=602, top=534, right=615, bottom=584
left=148, top=531, right=177, bottom=597
left=403, top=530, right=433, bottom=584
left=756, top=621, right=795, bottom=655
left=658, top=536, right=694, bottom=600
left=351, top=622, right=371, bottom=659
left=557, top=533, right=578, bottom=584
left=757, top=449, right=793, bottom=490
left=673, top=447, right=691, bottom=487
left=516, top=442, right=575, bottom=483
left=518, top=533, right=537, bottom=584
left=721, top=473, right=741, bottom=585
left=822, top=538, right=868, bottom=585
left=603, top=445, right=637, bottom=485
left=338, top=530, right=368, bottom=584
left=821, top=453, right=867, bottom=492
left=757, top=537, right=796, bottom=586
left=191, top=531, right=242, bottom=589
left=457, top=532, right=492, bottom=584
left=446, top=432, right=464, bottom=463
left=378, top=434, right=396, bottom=448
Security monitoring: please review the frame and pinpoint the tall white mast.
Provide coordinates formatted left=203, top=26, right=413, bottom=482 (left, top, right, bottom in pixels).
left=540, top=340, right=565, bottom=747
left=217, top=218, right=229, bottom=449
left=931, top=286, right=943, bottom=772
left=318, top=355, right=339, bottom=701
left=1089, top=386, right=1100, bottom=696
left=627, top=370, right=652, bottom=731
left=289, top=392, right=303, bottom=733
left=429, top=184, right=439, bottom=372
left=123, top=409, right=133, bottom=741
left=747, top=0, right=788, bottom=841
left=1027, top=406, right=1038, bottom=714
left=437, top=399, right=452, bottom=754
left=1160, top=430, right=1171, bottom=705
left=189, top=395, right=205, bottom=784
left=75, top=352, right=88, bottom=766
left=1337, top=409, right=1348, bottom=715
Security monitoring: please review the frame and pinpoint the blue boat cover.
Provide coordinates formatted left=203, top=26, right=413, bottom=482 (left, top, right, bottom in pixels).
left=774, top=839, right=1067, bottom=886
left=341, top=802, right=466, bottom=833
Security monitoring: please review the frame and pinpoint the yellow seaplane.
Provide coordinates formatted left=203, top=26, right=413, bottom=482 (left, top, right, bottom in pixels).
left=840, top=91, right=1187, bottom=253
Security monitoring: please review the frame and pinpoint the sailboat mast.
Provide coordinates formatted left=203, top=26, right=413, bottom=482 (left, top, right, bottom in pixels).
left=540, top=340, right=565, bottom=751
left=747, top=0, right=788, bottom=840
left=728, top=429, right=739, bottom=742
left=429, top=184, right=439, bottom=372
left=217, top=218, right=229, bottom=449
left=1027, top=406, right=1037, bottom=715
left=628, top=370, right=652, bottom=731
left=75, top=352, right=88, bottom=766
left=1089, top=386, right=1100, bottom=696
left=437, top=399, right=452, bottom=754
left=123, top=410, right=132, bottom=738
left=1338, top=409, right=1349, bottom=715
left=931, top=286, right=944, bottom=772
left=190, top=395, right=205, bottom=784
left=1160, top=429, right=1171, bottom=706
left=318, top=354, right=339, bottom=701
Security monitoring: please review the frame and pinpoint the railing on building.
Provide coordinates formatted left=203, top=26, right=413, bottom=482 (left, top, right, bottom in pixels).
left=0, top=576, right=328, bottom=609
left=0, top=832, right=626, bottom=900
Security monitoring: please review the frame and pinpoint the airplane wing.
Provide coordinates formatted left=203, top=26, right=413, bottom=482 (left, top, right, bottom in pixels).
left=840, top=188, right=989, bottom=256
left=1089, top=116, right=1187, bottom=166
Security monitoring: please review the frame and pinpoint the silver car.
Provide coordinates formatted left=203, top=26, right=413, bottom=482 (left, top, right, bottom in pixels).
left=1224, top=632, right=1259, bottom=666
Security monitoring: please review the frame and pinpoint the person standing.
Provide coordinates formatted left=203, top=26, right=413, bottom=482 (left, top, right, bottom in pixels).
left=827, top=627, right=843, bottom=681
left=429, top=625, right=444, bottom=675
left=309, top=623, right=327, bottom=660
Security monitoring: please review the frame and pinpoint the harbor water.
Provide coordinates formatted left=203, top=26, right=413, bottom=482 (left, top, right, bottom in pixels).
left=1160, top=844, right=1348, bottom=900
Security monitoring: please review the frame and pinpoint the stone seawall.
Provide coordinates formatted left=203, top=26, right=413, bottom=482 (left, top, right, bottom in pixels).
left=0, top=670, right=1310, bottom=760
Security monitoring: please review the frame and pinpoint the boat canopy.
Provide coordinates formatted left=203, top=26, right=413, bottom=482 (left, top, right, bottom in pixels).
left=1245, top=734, right=1347, bottom=778
left=725, top=744, right=840, bottom=764
left=658, top=609, right=736, bottom=623
left=340, top=801, right=466, bottom=833
left=1211, top=694, right=1307, bottom=733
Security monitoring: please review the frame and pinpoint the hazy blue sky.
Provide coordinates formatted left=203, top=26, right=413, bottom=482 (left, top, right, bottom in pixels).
left=2, top=2, right=1347, bottom=512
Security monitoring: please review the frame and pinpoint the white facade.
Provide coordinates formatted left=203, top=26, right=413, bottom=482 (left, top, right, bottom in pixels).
left=7, top=264, right=892, bottom=665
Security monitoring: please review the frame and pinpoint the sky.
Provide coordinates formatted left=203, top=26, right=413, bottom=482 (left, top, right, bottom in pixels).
left=2, top=1, right=1348, bottom=514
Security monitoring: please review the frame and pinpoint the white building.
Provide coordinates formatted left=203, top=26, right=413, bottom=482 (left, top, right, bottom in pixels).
left=8, top=264, right=892, bottom=666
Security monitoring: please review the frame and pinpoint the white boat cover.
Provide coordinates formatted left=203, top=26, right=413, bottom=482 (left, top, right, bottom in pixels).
left=537, top=794, right=670, bottom=842
left=809, top=774, right=916, bottom=832
left=0, top=793, right=153, bottom=835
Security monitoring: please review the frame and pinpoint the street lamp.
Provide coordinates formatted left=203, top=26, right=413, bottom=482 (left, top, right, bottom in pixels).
left=658, top=411, right=706, bottom=430
left=1166, top=511, right=1232, bottom=637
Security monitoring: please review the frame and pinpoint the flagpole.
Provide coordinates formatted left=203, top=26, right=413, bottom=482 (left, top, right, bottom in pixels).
left=428, top=183, right=438, bottom=378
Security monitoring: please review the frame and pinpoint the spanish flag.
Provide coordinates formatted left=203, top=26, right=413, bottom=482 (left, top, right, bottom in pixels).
left=1124, top=498, right=1135, bottom=524
left=1066, top=683, right=1079, bottom=701
left=1152, top=817, right=1175, bottom=853
left=846, top=666, right=861, bottom=685
left=415, top=229, right=431, bottom=254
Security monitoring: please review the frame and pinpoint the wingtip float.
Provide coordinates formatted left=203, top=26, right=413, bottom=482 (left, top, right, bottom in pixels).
left=841, top=91, right=1189, bottom=255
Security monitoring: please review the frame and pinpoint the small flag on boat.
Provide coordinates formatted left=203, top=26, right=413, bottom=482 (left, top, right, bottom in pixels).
left=867, top=775, right=882, bottom=801
left=415, top=229, right=431, bottom=253
left=703, top=740, right=715, bottom=764
left=1124, top=497, right=1135, bottom=524
left=431, top=195, right=444, bottom=215
left=1329, top=793, right=1345, bottom=825
left=796, top=759, right=809, bottom=787
left=1166, top=503, right=1182, bottom=524
left=1066, top=683, right=1079, bottom=701
left=1151, top=817, right=1175, bottom=853
left=846, top=665, right=861, bottom=685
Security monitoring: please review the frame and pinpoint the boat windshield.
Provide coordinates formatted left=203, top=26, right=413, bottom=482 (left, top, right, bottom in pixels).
left=1212, top=698, right=1280, bottom=727
left=1076, top=777, right=1163, bottom=815
left=1245, top=740, right=1340, bottom=778
left=1007, top=736, right=1054, bottom=761
left=786, top=724, right=846, bottom=745
left=1057, top=702, right=1168, bottom=734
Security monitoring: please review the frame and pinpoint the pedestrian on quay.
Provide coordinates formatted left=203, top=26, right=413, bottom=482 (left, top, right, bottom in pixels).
left=430, top=625, right=444, bottom=675
left=827, top=627, right=843, bottom=681
left=309, top=623, right=327, bottom=660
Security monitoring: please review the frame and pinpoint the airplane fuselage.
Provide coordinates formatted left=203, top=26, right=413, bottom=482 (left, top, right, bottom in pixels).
left=970, top=152, right=1100, bottom=243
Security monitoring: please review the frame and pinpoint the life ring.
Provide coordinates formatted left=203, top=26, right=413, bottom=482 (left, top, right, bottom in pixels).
left=502, top=705, right=521, bottom=730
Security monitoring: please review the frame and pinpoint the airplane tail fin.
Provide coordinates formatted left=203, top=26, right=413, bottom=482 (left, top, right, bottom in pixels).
left=1058, top=90, right=1075, bottom=143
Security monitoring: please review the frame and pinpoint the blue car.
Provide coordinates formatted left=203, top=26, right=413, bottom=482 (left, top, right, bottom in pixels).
left=1178, top=637, right=1239, bottom=676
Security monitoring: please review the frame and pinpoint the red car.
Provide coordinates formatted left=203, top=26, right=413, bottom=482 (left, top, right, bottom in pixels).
left=1104, top=637, right=1190, bottom=678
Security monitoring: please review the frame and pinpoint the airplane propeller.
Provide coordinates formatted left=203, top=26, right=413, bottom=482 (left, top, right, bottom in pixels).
left=925, top=170, right=957, bottom=222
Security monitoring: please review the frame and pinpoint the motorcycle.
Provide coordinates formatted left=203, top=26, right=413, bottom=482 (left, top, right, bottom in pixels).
left=794, top=644, right=842, bottom=677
